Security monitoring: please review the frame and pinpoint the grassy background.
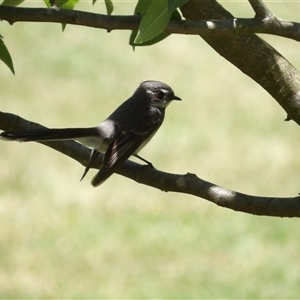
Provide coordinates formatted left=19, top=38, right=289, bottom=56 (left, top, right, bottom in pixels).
left=1, top=1, right=300, bottom=298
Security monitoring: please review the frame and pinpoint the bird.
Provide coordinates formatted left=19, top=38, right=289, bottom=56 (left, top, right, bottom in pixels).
left=0, top=80, right=181, bottom=186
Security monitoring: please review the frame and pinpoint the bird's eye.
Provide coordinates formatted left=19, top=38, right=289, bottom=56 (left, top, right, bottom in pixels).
left=157, top=89, right=167, bottom=100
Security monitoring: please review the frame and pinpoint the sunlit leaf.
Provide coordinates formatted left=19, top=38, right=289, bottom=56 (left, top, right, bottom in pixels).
left=134, top=0, right=171, bottom=44
left=43, top=0, right=78, bottom=8
left=60, top=0, right=78, bottom=9
left=0, top=36, right=14, bottom=74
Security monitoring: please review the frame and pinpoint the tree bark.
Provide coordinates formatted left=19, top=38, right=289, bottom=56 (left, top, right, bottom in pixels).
left=180, top=0, right=300, bottom=124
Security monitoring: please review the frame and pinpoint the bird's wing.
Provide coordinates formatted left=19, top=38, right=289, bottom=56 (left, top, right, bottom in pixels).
left=91, top=123, right=161, bottom=187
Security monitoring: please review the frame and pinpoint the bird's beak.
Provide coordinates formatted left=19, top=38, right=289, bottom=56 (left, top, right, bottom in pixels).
left=173, top=95, right=182, bottom=101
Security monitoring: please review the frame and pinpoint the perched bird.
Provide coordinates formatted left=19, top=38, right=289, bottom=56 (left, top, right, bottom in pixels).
left=1, top=80, right=181, bottom=186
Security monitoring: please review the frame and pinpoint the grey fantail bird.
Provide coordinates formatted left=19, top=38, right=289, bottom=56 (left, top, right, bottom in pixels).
left=0, top=80, right=181, bottom=186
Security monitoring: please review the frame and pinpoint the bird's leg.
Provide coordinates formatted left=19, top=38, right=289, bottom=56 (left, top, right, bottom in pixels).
left=80, top=149, right=100, bottom=181
left=133, top=154, right=155, bottom=169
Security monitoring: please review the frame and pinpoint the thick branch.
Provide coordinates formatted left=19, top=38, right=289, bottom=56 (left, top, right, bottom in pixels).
left=1, top=111, right=300, bottom=218
left=180, top=0, right=300, bottom=126
left=0, top=6, right=300, bottom=41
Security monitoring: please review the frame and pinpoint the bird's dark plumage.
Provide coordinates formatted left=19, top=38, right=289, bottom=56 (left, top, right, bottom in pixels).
left=0, top=80, right=181, bottom=186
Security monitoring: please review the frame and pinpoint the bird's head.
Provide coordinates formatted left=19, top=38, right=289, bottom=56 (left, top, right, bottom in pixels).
left=140, top=80, right=181, bottom=108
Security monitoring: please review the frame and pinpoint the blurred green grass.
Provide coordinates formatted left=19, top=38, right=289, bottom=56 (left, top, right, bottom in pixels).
left=1, top=1, right=300, bottom=298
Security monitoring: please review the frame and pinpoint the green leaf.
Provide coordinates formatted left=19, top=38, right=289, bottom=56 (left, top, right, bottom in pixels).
left=134, top=0, right=171, bottom=44
left=1, top=0, right=25, bottom=6
left=104, top=0, right=113, bottom=15
left=0, top=36, right=14, bottom=74
left=129, top=8, right=181, bottom=47
left=129, top=0, right=152, bottom=49
left=134, top=0, right=152, bottom=15
left=43, top=0, right=78, bottom=8
left=130, top=30, right=168, bottom=48
left=60, top=0, right=78, bottom=9
left=167, top=0, right=187, bottom=13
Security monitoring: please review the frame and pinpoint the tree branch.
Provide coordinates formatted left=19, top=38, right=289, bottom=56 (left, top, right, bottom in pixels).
left=248, top=0, right=273, bottom=19
left=1, top=2, right=300, bottom=217
left=0, top=6, right=300, bottom=41
left=180, top=0, right=300, bottom=126
left=1, top=111, right=300, bottom=218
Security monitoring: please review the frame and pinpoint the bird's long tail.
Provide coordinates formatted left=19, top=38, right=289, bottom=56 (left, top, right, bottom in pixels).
left=0, top=127, right=99, bottom=142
